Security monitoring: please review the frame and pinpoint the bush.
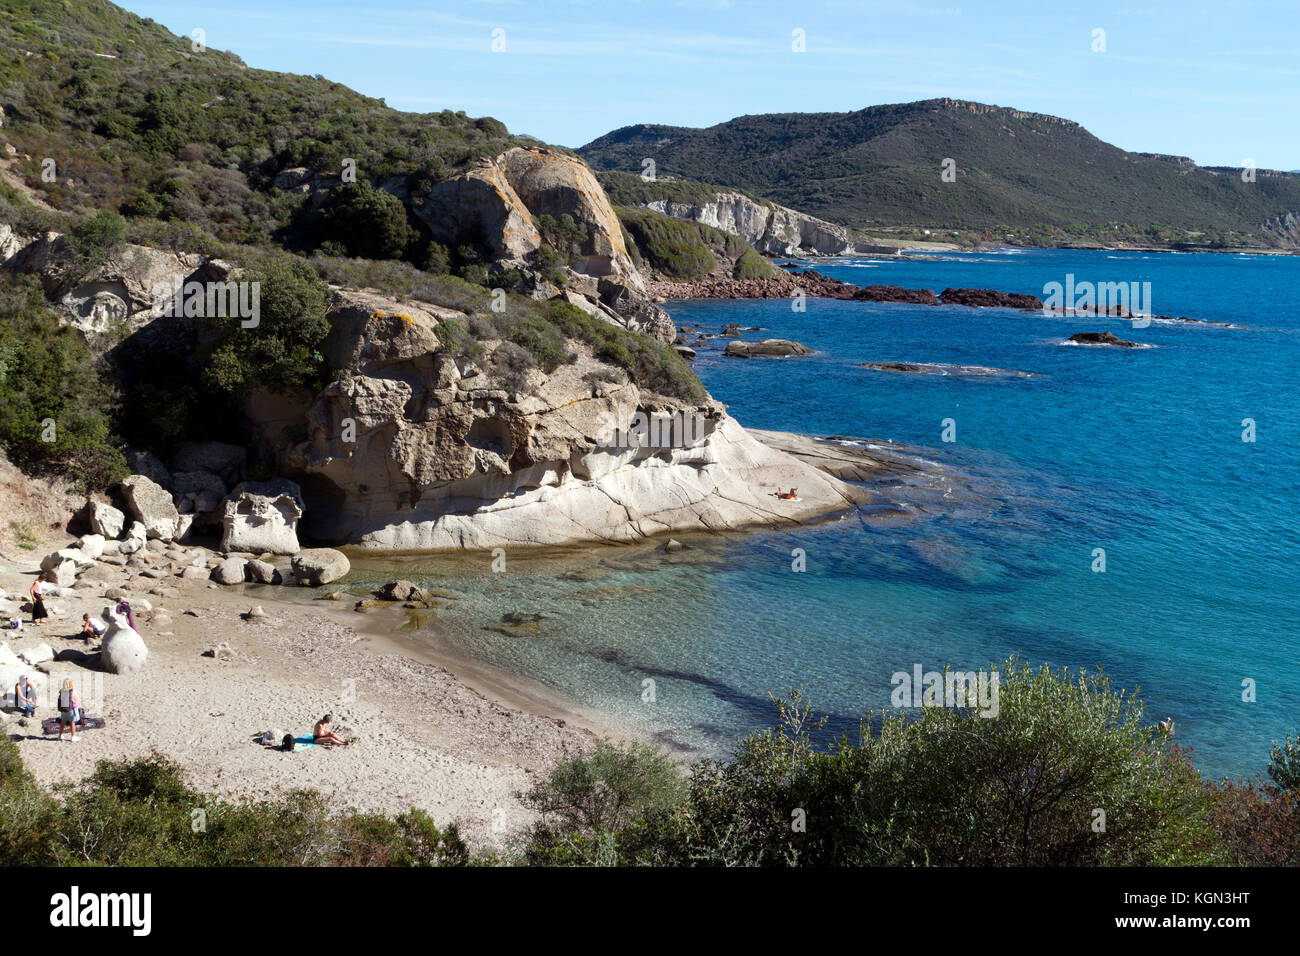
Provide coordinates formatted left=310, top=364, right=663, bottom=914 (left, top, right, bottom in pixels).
left=200, top=255, right=331, bottom=399
left=523, top=739, right=686, bottom=837
left=733, top=248, right=777, bottom=279
left=313, top=180, right=417, bottom=261
left=0, top=274, right=127, bottom=488
left=524, top=661, right=1223, bottom=867
left=617, top=207, right=715, bottom=278
left=1267, top=734, right=1300, bottom=792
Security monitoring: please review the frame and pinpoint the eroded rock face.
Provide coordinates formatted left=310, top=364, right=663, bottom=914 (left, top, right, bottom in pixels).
left=218, top=490, right=303, bottom=555
left=12, top=234, right=204, bottom=337
left=501, top=147, right=640, bottom=282
left=646, top=192, right=858, bottom=257
left=415, top=158, right=541, bottom=262
left=243, top=288, right=855, bottom=550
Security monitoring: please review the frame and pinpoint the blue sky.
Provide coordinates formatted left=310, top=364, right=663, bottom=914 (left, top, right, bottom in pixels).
left=121, top=0, right=1298, bottom=168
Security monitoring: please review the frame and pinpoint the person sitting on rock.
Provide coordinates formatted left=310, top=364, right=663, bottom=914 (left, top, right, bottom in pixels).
left=313, top=714, right=351, bottom=747
left=80, top=613, right=106, bottom=642
left=114, top=600, right=135, bottom=631
left=14, top=675, right=36, bottom=718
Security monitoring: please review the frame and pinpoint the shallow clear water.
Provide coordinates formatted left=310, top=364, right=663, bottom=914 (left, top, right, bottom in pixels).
left=347, top=248, right=1300, bottom=780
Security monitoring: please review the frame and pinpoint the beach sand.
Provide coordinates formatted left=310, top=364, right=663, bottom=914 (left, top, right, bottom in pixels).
left=0, top=553, right=613, bottom=848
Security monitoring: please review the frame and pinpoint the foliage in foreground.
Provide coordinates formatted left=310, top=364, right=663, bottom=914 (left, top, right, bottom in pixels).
left=8, top=660, right=1298, bottom=867
left=522, top=661, right=1300, bottom=867
left=0, top=741, right=471, bottom=867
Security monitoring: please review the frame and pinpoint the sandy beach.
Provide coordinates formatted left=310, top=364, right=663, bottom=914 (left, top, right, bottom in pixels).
left=0, top=546, right=617, bottom=848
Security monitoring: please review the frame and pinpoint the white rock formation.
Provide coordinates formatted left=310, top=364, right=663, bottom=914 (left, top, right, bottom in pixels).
left=121, top=474, right=180, bottom=540
left=100, top=607, right=148, bottom=674
left=218, top=490, right=302, bottom=555
left=85, top=499, right=126, bottom=539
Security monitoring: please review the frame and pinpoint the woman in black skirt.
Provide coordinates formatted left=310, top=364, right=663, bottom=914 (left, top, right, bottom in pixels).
left=29, top=572, right=49, bottom=625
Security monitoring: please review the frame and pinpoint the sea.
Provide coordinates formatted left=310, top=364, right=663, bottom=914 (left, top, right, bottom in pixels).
left=340, top=248, right=1300, bottom=781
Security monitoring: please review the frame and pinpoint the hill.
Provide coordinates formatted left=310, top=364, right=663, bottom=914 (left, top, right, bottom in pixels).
left=578, top=98, right=1300, bottom=248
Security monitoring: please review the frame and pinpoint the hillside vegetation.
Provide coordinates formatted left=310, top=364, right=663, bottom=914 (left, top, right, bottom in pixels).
left=579, top=99, right=1300, bottom=249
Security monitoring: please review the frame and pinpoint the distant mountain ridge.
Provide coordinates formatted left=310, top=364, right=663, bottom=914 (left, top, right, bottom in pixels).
left=578, top=99, right=1300, bottom=248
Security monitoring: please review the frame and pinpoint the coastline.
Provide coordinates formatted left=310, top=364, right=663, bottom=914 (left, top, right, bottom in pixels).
left=0, top=427, right=936, bottom=845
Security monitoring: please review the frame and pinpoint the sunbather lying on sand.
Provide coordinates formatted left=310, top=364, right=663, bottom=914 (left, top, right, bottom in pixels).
left=313, top=714, right=352, bottom=746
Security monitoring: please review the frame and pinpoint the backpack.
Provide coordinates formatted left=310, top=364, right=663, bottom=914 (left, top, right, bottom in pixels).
left=58, top=688, right=73, bottom=710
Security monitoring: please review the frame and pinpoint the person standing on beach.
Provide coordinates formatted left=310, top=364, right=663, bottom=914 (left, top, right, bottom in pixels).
left=29, top=573, right=48, bottom=626
left=56, top=678, right=79, bottom=742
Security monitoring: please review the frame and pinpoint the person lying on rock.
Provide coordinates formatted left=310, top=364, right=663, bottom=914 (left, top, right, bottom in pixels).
left=80, top=613, right=106, bottom=642
left=313, top=714, right=352, bottom=746
left=14, top=675, right=36, bottom=718
left=777, top=488, right=800, bottom=500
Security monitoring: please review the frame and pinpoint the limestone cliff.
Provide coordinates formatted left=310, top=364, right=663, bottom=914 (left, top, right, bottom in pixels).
left=644, top=191, right=858, bottom=257
left=248, top=289, right=861, bottom=549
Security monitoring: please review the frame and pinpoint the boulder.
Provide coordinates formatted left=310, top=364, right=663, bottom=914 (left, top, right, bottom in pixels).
left=125, top=450, right=172, bottom=487
left=119, top=520, right=147, bottom=552
left=41, top=548, right=94, bottom=571
left=292, top=549, right=350, bottom=586
left=100, top=607, right=148, bottom=674
left=171, top=470, right=228, bottom=521
left=171, top=442, right=247, bottom=486
left=218, top=490, right=302, bottom=555
left=85, top=499, right=126, bottom=539
left=121, top=475, right=181, bottom=540
left=17, top=643, right=54, bottom=666
left=45, top=559, right=78, bottom=588
left=77, top=534, right=106, bottom=559
left=377, top=579, right=428, bottom=602
left=724, top=339, right=813, bottom=358
left=210, top=557, right=247, bottom=586
left=245, top=559, right=283, bottom=585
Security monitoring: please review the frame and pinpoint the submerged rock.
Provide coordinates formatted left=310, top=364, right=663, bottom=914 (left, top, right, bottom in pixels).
left=1067, top=331, right=1145, bottom=348
left=724, top=339, right=813, bottom=358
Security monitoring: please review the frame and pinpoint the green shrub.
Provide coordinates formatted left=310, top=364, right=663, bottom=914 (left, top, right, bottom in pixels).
left=733, top=248, right=777, bottom=279
left=313, top=180, right=417, bottom=261
left=0, top=274, right=127, bottom=488
left=616, top=207, right=715, bottom=278
left=524, top=661, right=1222, bottom=867
left=1268, top=734, right=1300, bottom=792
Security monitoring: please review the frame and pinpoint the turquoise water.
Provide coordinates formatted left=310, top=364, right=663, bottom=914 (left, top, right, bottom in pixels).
left=353, top=249, right=1300, bottom=780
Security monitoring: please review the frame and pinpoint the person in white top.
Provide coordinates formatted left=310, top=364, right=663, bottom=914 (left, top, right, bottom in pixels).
left=80, top=613, right=106, bottom=641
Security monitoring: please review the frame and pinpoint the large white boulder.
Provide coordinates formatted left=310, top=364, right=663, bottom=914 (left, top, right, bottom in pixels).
left=121, top=474, right=180, bottom=540
left=77, top=534, right=106, bottom=559
left=210, top=557, right=247, bottom=585
left=45, top=559, right=78, bottom=588
left=100, top=607, right=148, bottom=674
left=41, top=548, right=94, bottom=571
left=118, top=521, right=148, bottom=555
left=291, top=548, right=350, bottom=586
left=85, top=499, right=126, bottom=539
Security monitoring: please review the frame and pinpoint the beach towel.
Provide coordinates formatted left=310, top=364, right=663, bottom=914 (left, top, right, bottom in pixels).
left=41, top=715, right=107, bottom=735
